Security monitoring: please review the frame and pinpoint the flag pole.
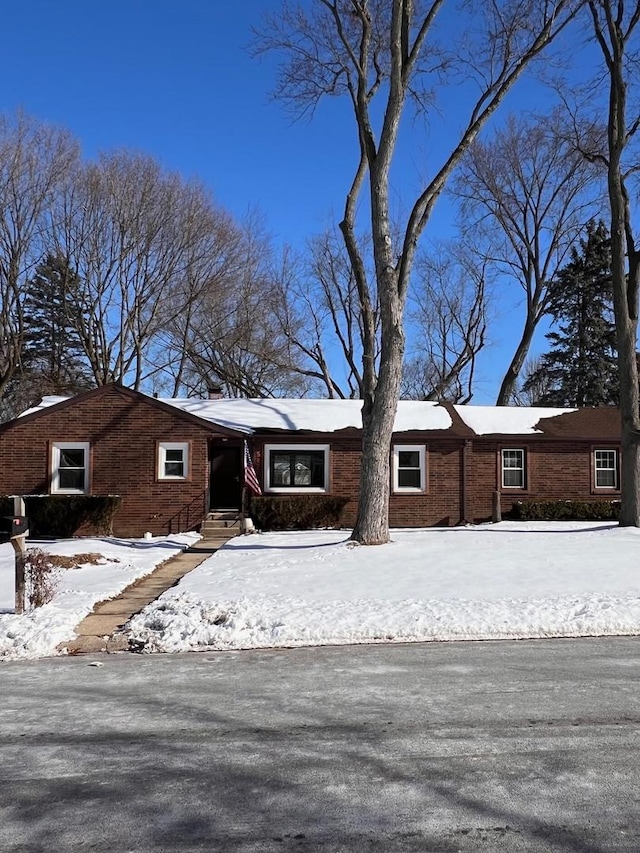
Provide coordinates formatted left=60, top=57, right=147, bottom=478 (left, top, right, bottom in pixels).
left=242, top=440, right=262, bottom=533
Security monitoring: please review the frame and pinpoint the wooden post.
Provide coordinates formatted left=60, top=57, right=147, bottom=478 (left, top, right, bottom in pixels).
left=12, top=496, right=27, bottom=614
left=240, top=484, right=247, bottom=533
left=492, top=490, right=502, bottom=524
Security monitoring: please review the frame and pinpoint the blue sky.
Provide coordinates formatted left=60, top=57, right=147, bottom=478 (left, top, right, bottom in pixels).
left=1, top=1, right=598, bottom=402
left=2, top=1, right=345, bottom=239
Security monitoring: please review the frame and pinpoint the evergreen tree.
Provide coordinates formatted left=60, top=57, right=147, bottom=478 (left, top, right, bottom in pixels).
left=522, top=221, right=618, bottom=408
left=3, top=253, right=92, bottom=416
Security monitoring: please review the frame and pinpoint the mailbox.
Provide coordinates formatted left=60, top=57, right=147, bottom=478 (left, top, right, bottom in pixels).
left=0, top=515, right=29, bottom=538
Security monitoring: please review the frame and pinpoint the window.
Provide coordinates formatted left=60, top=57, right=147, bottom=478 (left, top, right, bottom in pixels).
left=393, top=445, right=426, bottom=493
left=158, top=442, right=189, bottom=480
left=264, top=444, right=329, bottom=493
left=501, top=449, right=525, bottom=489
left=594, top=449, right=618, bottom=489
left=52, top=442, right=90, bottom=494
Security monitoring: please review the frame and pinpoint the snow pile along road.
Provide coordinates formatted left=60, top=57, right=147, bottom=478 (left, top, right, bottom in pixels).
left=127, top=522, right=640, bottom=652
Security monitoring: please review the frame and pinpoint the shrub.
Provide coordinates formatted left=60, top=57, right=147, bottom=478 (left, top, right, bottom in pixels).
left=0, top=495, right=121, bottom=537
left=24, top=548, right=59, bottom=608
left=511, top=499, right=620, bottom=521
left=249, top=494, right=350, bottom=531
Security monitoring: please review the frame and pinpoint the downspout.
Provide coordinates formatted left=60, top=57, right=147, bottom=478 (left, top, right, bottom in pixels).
left=205, top=438, right=212, bottom=516
left=460, top=439, right=471, bottom=525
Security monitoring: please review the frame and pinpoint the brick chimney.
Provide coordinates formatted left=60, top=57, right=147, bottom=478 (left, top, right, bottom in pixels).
left=207, top=385, right=224, bottom=400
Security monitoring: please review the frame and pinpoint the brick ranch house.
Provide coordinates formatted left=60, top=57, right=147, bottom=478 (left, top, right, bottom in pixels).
left=0, top=383, right=622, bottom=537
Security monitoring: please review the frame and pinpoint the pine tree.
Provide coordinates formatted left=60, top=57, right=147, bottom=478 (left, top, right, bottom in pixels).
left=12, top=253, right=92, bottom=408
left=522, top=221, right=618, bottom=407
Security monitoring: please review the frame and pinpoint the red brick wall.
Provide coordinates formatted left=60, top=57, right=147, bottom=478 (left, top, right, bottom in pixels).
left=253, top=434, right=619, bottom=528
left=0, top=390, right=620, bottom=537
left=467, top=439, right=620, bottom=522
left=0, top=387, right=217, bottom=537
left=252, top=434, right=466, bottom=528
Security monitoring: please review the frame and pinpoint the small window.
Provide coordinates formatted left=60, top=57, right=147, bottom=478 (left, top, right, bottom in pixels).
left=265, top=444, right=329, bottom=493
left=594, top=449, right=618, bottom=489
left=393, top=445, right=426, bottom=493
left=502, top=449, right=525, bottom=489
left=52, top=442, right=90, bottom=494
left=158, top=442, right=189, bottom=480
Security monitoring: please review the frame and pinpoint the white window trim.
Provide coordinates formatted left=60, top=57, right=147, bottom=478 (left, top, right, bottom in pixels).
left=501, top=448, right=525, bottom=489
left=264, top=444, right=330, bottom=494
left=392, top=445, right=426, bottom=494
left=594, top=448, right=618, bottom=490
left=158, top=441, right=190, bottom=481
left=51, top=441, right=90, bottom=494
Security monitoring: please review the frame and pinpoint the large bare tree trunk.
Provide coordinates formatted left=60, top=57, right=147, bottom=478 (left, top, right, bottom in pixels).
left=588, top=0, right=640, bottom=526
left=496, top=315, right=539, bottom=405
left=256, top=0, right=580, bottom=543
left=353, top=271, right=406, bottom=543
left=609, top=115, right=640, bottom=527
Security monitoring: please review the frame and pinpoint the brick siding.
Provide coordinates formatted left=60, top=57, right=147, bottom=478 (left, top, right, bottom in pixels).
left=0, top=386, right=218, bottom=537
left=0, top=387, right=621, bottom=536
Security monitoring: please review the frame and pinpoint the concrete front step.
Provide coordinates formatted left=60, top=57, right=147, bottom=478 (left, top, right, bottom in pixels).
left=200, top=532, right=240, bottom=542
left=201, top=520, right=240, bottom=530
left=201, top=511, right=241, bottom=538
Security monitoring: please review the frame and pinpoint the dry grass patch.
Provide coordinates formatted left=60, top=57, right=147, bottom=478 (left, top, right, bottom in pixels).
left=24, top=550, right=118, bottom=609
left=43, top=552, right=118, bottom=570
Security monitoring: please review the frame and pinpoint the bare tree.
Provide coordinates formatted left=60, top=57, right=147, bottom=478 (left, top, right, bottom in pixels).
left=513, top=355, right=555, bottom=405
left=168, top=220, right=315, bottom=398
left=402, top=244, right=488, bottom=402
left=272, top=228, right=378, bottom=399
left=56, top=152, right=231, bottom=389
left=453, top=110, right=599, bottom=405
left=0, top=112, right=78, bottom=399
left=585, top=0, right=640, bottom=525
left=256, top=0, right=581, bottom=543
left=276, top=231, right=486, bottom=403
left=152, top=199, right=249, bottom=395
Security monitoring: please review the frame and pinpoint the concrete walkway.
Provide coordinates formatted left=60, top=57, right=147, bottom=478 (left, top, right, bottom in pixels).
left=60, top=538, right=233, bottom=655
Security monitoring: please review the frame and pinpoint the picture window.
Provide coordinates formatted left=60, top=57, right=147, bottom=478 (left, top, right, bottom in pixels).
left=264, top=445, right=329, bottom=493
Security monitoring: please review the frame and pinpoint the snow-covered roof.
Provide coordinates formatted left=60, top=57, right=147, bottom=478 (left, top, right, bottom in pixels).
left=159, top=397, right=453, bottom=433
left=19, top=395, right=69, bottom=417
left=19, top=391, right=589, bottom=437
left=453, top=405, right=576, bottom=436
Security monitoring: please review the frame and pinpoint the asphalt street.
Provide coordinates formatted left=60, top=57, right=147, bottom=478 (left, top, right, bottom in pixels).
left=2, top=637, right=640, bottom=852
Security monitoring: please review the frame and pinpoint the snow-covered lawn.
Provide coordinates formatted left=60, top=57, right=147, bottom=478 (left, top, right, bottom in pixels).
left=127, top=521, right=640, bottom=653
left=3, top=522, right=640, bottom=661
left=0, top=534, right=199, bottom=660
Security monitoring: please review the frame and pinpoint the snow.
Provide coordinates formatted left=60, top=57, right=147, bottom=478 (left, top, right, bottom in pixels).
left=0, top=533, right=199, bottom=660
left=19, top=393, right=453, bottom=433
left=453, top=404, right=575, bottom=435
left=20, top=393, right=586, bottom=437
left=18, top=395, right=69, bottom=417
left=127, top=522, right=640, bottom=653
left=4, top=522, right=640, bottom=660
left=161, top=397, right=453, bottom=433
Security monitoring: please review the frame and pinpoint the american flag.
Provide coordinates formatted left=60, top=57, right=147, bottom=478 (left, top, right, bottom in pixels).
left=244, top=441, right=262, bottom=496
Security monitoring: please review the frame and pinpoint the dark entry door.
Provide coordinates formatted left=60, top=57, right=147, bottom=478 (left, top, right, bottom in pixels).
left=210, top=445, right=242, bottom=509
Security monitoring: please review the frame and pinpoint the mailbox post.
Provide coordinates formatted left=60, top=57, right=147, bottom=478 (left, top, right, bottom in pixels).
left=6, top=497, right=29, bottom=614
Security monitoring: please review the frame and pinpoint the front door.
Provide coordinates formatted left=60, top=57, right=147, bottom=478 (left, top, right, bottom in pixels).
left=210, top=444, right=242, bottom=509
